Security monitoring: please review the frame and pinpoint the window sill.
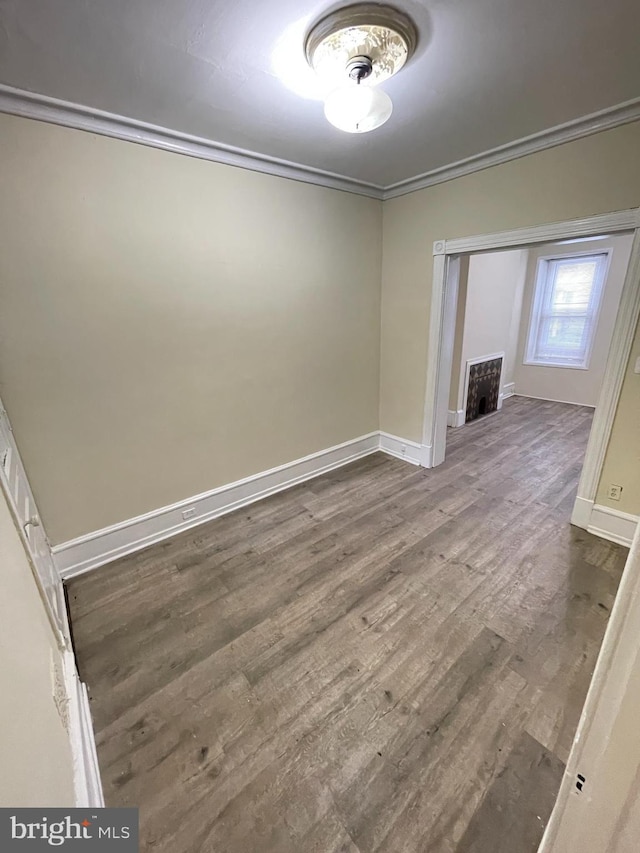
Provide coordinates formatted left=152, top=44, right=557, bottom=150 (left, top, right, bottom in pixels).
left=522, top=360, right=590, bottom=371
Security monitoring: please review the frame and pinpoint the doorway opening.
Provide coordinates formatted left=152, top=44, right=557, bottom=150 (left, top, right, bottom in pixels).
left=423, top=209, right=640, bottom=540
left=447, top=234, right=631, bottom=443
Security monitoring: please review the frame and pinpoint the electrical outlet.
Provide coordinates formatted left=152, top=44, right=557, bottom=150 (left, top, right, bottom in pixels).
left=607, top=484, right=623, bottom=501
left=182, top=506, right=197, bottom=521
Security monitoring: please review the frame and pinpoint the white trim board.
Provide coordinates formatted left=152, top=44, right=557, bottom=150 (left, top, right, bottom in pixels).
left=571, top=495, right=595, bottom=530
left=572, top=497, right=637, bottom=548
left=438, top=210, right=640, bottom=256
left=502, top=382, right=516, bottom=398
left=1, top=84, right=639, bottom=200
left=0, top=85, right=384, bottom=200
left=52, top=430, right=633, bottom=581
left=589, top=504, right=638, bottom=548
left=379, top=432, right=423, bottom=465
left=54, top=433, right=385, bottom=578
left=53, top=431, right=436, bottom=579
left=384, top=98, right=640, bottom=199
left=63, top=650, right=104, bottom=808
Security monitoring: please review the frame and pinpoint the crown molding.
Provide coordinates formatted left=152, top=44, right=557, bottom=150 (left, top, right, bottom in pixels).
left=382, top=97, right=640, bottom=200
left=0, top=84, right=385, bottom=200
left=0, top=84, right=639, bottom=201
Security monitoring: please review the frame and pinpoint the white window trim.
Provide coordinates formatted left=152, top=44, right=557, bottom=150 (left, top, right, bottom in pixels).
left=523, top=249, right=612, bottom=371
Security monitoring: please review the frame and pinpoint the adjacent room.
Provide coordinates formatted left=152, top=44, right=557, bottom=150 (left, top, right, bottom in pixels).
left=448, top=235, right=634, bottom=431
left=1, top=1, right=640, bottom=852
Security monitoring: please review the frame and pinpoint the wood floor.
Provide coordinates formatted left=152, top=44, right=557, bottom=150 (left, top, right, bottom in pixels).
left=67, top=397, right=628, bottom=853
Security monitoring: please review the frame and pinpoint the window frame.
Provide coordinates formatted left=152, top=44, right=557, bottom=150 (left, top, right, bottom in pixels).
left=523, top=249, right=612, bottom=371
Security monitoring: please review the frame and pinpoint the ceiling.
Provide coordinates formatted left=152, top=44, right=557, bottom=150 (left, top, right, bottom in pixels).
left=0, top=0, right=639, bottom=189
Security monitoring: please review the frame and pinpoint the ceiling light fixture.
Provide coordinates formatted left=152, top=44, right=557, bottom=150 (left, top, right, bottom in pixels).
left=305, top=4, right=417, bottom=134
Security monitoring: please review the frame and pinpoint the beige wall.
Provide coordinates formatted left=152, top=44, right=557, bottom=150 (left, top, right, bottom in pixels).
left=596, top=317, right=640, bottom=515
left=0, top=113, right=382, bottom=544
left=514, top=235, right=633, bottom=407
left=381, top=119, right=640, bottom=513
left=449, top=249, right=528, bottom=413
left=0, top=485, right=75, bottom=805
left=1, top=114, right=639, bottom=544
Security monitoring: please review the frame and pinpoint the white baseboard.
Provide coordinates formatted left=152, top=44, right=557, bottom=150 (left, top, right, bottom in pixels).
left=588, top=505, right=638, bottom=548
left=514, top=392, right=596, bottom=408
left=502, top=382, right=516, bottom=398
left=64, top=650, right=104, bottom=807
left=379, top=431, right=423, bottom=465
left=419, top=444, right=434, bottom=468
left=54, top=432, right=382, bottom=579
left=571, top=496, right=594, bottom=529
left=447, top=409, right=466, bottom=428
left=54, top=430, right=434, bottom=579
left=52, top=427, right=638, bottom=581
left=572, top=496, right=637, bottom=548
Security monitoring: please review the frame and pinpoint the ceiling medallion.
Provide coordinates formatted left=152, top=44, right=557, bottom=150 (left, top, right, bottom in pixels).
left=305, top=4, right=418, bottom=133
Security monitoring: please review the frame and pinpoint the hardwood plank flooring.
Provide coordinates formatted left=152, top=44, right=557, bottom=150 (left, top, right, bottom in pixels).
left=67, top=397, right=628, bottom=853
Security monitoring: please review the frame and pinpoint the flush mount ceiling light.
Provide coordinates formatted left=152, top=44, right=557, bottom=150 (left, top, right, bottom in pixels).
left=305, top=4, right=417, bottom=133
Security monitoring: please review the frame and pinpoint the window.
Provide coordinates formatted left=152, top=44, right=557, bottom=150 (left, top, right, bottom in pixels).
left=524, top=252, right=609, bottom=369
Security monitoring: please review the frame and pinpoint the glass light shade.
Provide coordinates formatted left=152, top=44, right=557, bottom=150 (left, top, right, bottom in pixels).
left=324, top=85, right=393, bottom=133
